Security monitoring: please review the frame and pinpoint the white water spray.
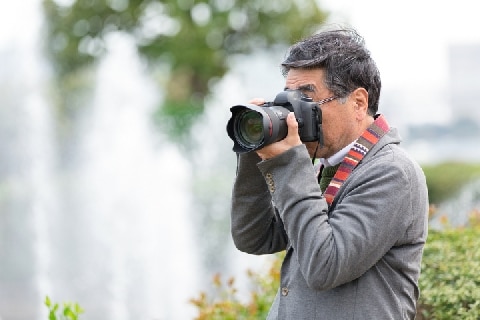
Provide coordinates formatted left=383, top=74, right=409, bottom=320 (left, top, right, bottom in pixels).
left=68, top=33, right=199, bottom=319
left=0, top=1, right=56, bottom=319
left=0, top=2, right=200, bottom=318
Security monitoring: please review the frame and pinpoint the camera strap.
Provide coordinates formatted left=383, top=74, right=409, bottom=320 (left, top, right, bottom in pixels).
left=323, top=114, right=390, bottom=206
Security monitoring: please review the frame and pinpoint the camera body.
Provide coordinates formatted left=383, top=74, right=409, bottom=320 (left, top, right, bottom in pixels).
left=226, top=90, right=323, bottom=153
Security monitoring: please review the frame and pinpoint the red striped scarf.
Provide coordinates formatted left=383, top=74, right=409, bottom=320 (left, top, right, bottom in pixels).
left=323, top=114, right=390, bottom=206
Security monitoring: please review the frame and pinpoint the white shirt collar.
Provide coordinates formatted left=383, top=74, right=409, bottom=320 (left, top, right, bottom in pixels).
left=319, top=140, right=356, bottom=167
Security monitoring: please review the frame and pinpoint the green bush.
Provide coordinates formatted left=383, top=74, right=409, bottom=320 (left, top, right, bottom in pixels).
left=417, top=226, right=480, bottom=319
left=189, top=254, right=283, bottom=320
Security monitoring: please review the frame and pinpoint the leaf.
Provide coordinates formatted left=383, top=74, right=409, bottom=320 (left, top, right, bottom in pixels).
left=45, top=296, right=52, bottom=308
left=74, top=303, right=84, bottom=315
left=64, top=305, right=72, bottom=316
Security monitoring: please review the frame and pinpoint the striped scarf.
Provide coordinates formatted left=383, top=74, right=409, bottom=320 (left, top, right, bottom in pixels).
left=322, top=114, right=390, bottom=206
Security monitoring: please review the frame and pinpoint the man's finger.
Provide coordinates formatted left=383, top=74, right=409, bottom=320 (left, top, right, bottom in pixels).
left=287, top=112, right=298, bottom=131
left=248, top=98, right=266, bottom=106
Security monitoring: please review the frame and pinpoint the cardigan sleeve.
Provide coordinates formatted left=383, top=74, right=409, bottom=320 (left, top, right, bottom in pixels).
left=230, top=151, right=288, bottom=254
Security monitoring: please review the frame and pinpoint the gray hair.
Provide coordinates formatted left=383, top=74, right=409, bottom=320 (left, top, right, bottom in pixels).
left=281, top=27, right=381, bottom=115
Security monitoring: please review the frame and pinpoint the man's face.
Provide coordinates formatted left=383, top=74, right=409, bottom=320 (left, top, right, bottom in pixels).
left=284, top=68, right=359, bottom=159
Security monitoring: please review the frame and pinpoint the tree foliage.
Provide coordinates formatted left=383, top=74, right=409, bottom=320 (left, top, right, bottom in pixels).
left=42, top=0, right=329, bottom=139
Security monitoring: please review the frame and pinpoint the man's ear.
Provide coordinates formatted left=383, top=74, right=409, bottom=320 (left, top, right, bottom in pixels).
left=352, top=87, right=369, bottom=118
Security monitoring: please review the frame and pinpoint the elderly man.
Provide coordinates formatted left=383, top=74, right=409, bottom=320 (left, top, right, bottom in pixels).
left=229, top=27, right=429, bottom=319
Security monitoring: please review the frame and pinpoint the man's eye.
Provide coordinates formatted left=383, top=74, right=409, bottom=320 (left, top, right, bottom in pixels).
left=299, top=91, right=313, bottom=100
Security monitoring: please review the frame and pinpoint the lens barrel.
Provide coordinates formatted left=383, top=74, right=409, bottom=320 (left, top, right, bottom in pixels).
left=227, top=104, right=290, bottom=153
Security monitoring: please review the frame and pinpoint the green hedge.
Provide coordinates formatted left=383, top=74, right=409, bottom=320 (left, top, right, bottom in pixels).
left=417, top=227, right=480, bottom=319
left=191, top=226, right=480, bottom=319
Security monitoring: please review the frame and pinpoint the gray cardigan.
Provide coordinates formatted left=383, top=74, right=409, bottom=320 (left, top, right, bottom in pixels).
left=230, top=128, right=429, bottom=319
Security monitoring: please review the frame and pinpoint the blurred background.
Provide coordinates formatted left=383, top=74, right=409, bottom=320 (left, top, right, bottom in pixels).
left=0, top=0, right=479, bottom=319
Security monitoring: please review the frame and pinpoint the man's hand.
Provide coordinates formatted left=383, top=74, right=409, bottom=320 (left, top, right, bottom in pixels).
left=256, top=112, right=302, bottom=160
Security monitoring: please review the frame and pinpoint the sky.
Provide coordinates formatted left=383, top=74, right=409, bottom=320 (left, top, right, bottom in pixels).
left=320, top=0, right=480, bottom=89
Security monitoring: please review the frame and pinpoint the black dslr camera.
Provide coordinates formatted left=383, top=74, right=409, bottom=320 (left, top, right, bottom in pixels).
left=226, top=90, right=323, bottom=153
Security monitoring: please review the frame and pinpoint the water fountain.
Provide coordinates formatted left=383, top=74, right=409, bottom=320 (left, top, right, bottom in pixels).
left=0, top=1, right=58, bottom=318
left=49, top=32, right=201, bottom=319
left=0, top=2, right=280, bottom=318
left=0, top=3, right=200, bottom=318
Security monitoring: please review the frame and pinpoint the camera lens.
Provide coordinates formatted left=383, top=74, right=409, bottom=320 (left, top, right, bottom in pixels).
left=236, top=110, right=264, bottom=146
left=227, top=103, right=292, bottom=153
